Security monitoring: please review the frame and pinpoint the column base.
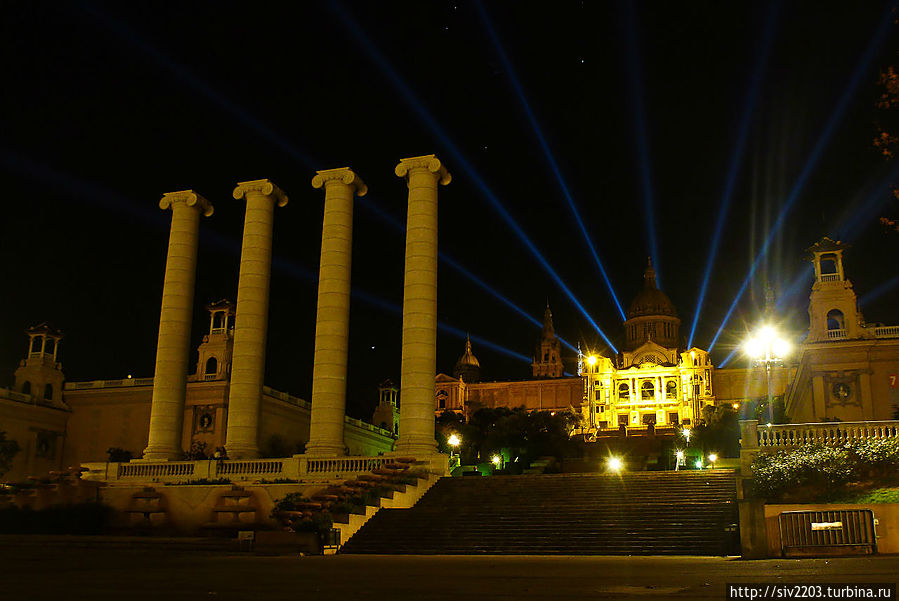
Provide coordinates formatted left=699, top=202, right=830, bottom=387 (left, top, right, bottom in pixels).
left=304, top=441, right=347, bottom=457
left=141, top=445, right=182, bottom=461
left=394, top=437, right=437, bottom=458
left=226, top=444, right=260, bottom=460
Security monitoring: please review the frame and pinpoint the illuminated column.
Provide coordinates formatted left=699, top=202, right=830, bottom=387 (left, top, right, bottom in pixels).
left=395, top=155, right=451, bottom=456
left=305, top=167, right=367, bottom=457
left=144, top=191, right=213, bottom=460
left=226, top=179, right=288, bottom=459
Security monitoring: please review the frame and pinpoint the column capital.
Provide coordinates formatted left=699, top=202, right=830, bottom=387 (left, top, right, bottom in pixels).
left=395, top=154, right=451, bottom=185
left=311, top=167, right=368, bottom=197
left=158, top=190, right=214, bottom=217
left=232, top=179, right=289, bottom=207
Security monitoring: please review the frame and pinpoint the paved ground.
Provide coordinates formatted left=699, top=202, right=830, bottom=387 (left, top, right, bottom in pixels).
left=2, top=538, right=897, bottom=600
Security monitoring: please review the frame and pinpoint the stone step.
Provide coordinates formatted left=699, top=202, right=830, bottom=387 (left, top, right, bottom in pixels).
left=341, top=472, right=738, bottom=556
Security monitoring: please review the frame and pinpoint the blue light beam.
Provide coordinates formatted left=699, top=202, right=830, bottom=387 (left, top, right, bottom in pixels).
left=357, top=194, right=579, bottom=353
left=687, top=1, right=780, bottom=348
left=476, top=1, right=626, bottom=321
left=621, top=0, right=661, bottom=286
left=707, top=2, right=897, bottom=352
left=333, top=1, right=618, bottom=353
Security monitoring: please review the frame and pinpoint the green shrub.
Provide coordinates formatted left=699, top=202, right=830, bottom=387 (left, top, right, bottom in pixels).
left=752, top=439, right=899, bottom=501
left=164, top=478, right=231, bottom=486
left=272, top=492, right=310, bottom=513
left=848, top=438, right=899, bottom=478
left=752, top=444, right=855, bottom=500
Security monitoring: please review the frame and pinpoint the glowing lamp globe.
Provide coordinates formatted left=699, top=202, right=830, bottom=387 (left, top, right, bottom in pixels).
left=771, top=338, right=790, bottom=358
left=744, top=337, right=763, bottom=359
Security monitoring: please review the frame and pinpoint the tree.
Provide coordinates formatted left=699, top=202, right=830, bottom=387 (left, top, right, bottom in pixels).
left=438, top=407, right=581, bottom=469
left=875, top=59, right=899, bottom=231
left=0, top=430, right=21, bottom=478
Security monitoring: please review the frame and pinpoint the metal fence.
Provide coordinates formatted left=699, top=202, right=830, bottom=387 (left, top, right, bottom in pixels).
left=778, top=509, right=876, bottom=557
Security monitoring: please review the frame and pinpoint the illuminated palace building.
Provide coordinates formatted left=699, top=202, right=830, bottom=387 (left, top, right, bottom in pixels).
left=432, top=241, right=899, bottom=434
left=581, top=260, right=714, bottom=432
left=433, top=260, right=722, bottom=434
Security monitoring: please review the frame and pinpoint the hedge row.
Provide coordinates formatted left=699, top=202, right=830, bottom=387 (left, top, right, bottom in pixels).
left=752, top=438, right=899, bottom=501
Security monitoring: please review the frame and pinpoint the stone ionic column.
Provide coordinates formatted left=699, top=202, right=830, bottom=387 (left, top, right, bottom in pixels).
left=305, top=168, right=367, bottom=457
left=144, top=191, right=214, bottom=460
left=225, top=179, right=288, bottom=459
left=394, top=155, right=451, bottom=456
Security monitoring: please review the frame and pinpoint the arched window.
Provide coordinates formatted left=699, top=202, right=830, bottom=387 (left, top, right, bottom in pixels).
left=44, top=383, right=53, bottom=400
left=826, top=309, right=845, bottom=331
left=22, top=381, right=31, bottom=395
left=820, top=253, right=838, bottom=274
left=641, top=381, right=655, bottom=400
left=618, top=382, right=629, bottom=398
left=666, top=380, right=677, bottom=399
left=205, top=357, right=218, bottom=375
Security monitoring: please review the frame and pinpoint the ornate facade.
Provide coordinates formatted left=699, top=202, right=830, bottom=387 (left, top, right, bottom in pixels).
left=582, top=260, right=714, bottom=432
left=785, top=238, right=899, bottom=421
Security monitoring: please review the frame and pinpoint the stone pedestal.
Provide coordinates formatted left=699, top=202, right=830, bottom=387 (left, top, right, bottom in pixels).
left=394, top=155, right=451, bottom=456
left=144, top=191, right=213, bottom=461
left=226, top=180, right=287, bottom=459
left=306, top=167, right=367, bottom=457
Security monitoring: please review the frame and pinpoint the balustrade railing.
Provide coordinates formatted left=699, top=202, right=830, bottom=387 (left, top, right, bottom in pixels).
left=304, top=456, right=395, bottom=474
left=83, top=454, right=405, bottom=483
left=819, top=273, right=840, bottom=282
left=118, top=461, right=195, bottom=479
left=874, top=325, right=899, bottom=338
left=215, top=459, right=284, bottom=477
left=754, top=420, right=899, bottom=450
left=826, top=329, right=847, bottom=339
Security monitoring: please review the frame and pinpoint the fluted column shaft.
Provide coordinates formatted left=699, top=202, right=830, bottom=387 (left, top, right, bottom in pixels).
left=226, top=179, right=287, bottom=459
left=306, top=168, right=367, bottom=457
left=144, top=191, right=213, bottom=460
left=395, top=155, right=451, bottom=456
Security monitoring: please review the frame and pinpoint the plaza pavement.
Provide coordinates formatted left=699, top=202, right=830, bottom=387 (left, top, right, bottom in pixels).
left=2, top=537, right=897, bottom=601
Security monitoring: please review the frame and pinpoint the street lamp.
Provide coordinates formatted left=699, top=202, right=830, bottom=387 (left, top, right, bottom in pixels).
left=447, top=433, right=461, bottom=460
left=682, top=427, right=691, bottom=444
left=744, top=325, right=791, bottom=424
left=708, top=453, right=718, bottom=469
left=607, top=456, right=623, bottom=473
left=675, top=449, right=685, bottom=471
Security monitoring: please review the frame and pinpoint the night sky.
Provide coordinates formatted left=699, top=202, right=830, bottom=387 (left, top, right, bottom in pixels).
left=3, top=1, right=899, bottom=419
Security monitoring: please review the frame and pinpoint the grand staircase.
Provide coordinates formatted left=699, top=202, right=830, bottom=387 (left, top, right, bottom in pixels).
left=340, top=470, right=739, bottom=555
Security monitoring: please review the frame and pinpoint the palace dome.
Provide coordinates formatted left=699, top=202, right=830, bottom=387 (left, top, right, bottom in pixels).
left=626, top=259, right=678, bottom=319
left=453, top=336, right=481, bottom=383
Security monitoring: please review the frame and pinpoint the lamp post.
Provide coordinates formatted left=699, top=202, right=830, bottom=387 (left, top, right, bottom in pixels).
left=586, top=355, right=598, bottom=430
left=447, top=433, right=461, bottom=469
left=744, top=325, right=790, bottom=424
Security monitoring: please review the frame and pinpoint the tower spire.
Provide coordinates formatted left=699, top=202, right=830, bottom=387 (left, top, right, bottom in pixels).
left=643, top=256, right=657, bottom=289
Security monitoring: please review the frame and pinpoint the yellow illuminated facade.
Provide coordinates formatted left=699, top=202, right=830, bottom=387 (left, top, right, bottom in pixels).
left=580, top=348, right=714, bottom=432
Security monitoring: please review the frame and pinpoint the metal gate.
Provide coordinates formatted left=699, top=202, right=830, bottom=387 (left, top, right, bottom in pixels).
left=778, top=509, right=876, bottom=557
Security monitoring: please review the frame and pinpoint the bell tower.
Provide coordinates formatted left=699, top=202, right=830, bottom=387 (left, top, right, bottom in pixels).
left=806, top=238, right=868, bottom=342
left=190, top=299, right=235, bottom=381
left=14, top=323, right=65, bottom=404
left=532, top=303, right=564, bottom=378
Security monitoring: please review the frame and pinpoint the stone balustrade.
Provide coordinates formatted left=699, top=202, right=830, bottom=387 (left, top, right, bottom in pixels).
left=874, top=325, right=899, bottom=338
left=81, top=455, right=409, bottom=484
left=741, top=419, right=899, bottom=452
